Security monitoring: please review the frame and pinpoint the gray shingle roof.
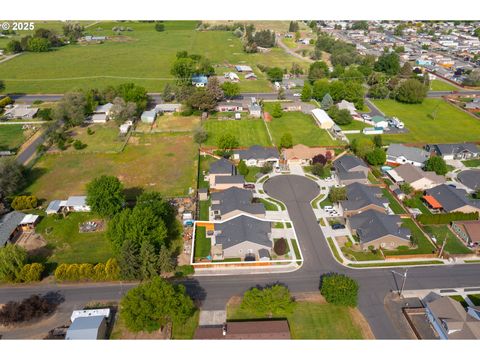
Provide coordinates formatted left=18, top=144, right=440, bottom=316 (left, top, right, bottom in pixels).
left=215, top=175, right=245, bottom=184
left=387, top=144, right=429, bottom=164
left=348, top=209, right=411, bottom=245
left=215, top=215, right=272, bottom=250
left=432, top=143, right=480, bottom=157
left=234, top=146, right=279, bottom=161
left=211, top=188, right=265, bottom=216
left=340, top=183, right=386, bottom=212
left=46, top=200, right=63, bottom=213
left=210, top=158, right=235, bottom=175
left=425, top=184, right=480, bottom=212
left=333, top=155, right=369, bottom=181
left=0, top=211, right=26, bottom=247
left=66, top=196, right=87, bottom=207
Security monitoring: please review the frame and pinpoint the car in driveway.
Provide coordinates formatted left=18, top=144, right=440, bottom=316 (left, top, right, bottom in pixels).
left=243, top=184, right=255, bottom=189
left=293, top=93, right=301, bottom=97
left=331, top=223, right=346, bottom=230
left=362, top=114, right=372, bottom=121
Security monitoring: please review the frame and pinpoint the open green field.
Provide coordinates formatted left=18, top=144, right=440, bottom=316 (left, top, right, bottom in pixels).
left=0, top=21, right=306, bottom=94
left=35, top=212, right=113, bottom=265
left=228, top=300, right=366, bottom=339
left=65, top=122, right=124, bottom=153
left=370, top=99, right=480, bottom=144
left=203, top=119, right=271, bottom=147
left=429, top=79, right=459, bottom=91
left=264, top=104, right=339, bottom=147
left=26, top=133, right=197, bottom=201
left=383, top=218, right=436, bottom=256
left=0, top=125, right=25, bottom=151
left=423, top=225, right=472, bottom=255
left=155, top=115, right=199, bottom=132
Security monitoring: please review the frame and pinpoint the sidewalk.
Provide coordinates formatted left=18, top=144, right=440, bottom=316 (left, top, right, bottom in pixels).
left=193, top=262, right=301, bottom=276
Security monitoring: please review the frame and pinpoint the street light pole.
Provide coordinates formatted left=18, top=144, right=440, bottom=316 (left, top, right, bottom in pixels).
left=391, top=268, right=409, bottom=297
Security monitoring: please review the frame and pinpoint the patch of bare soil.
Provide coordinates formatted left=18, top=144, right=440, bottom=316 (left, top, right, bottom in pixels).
left=15, top=233, right=47, bottom=254
left=293, top=292, right=327, bottom=304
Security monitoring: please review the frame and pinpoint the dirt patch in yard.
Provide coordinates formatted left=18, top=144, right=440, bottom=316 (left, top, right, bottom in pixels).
left=15, top=233, right=48, bottom=255
left=294, top=292, right=327, bottom=304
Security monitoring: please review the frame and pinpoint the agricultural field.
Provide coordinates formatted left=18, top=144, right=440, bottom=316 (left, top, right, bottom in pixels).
left=0, top=124, right=26, bottom=151
left=371, top=98, right=480, bottom=144
left=0, top=21, right=307, bottom=94
left=26, top=133, right=198, bottom=202
left=264, top=105, right=340, bottom=147
left=203, top=119, right=272, bottom=147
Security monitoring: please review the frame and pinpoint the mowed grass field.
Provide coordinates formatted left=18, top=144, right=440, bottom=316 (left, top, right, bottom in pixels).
left=0, top=21, right=307, bottom=94
left=371, top=99, right=480, bottom=144
left=429, top=79, right=459, bottom=91
left=27, top=133, right=198, bottom=201
left=64, top=122, right=125, bottom=153
left=0, top=125, right=25, bottom=151
left=155, top=115, right=200, bottom=132
left=264, top=104, right=339, bottom=147
left=203, top=119, right=272, bottom=147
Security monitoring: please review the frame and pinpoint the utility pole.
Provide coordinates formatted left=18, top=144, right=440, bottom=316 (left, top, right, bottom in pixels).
left=391, top=268, right=409, bottom=297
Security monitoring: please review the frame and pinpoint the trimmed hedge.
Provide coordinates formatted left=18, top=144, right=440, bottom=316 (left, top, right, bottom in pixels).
left=54, top=258, right=120, bottom=281
left=417, top=212, right=479, bottom=225
left=320, top=273, right=359, bottom=307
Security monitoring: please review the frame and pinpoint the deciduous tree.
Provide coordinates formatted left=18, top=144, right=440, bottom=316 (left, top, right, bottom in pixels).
left=86, top=175, right=125, bottom=218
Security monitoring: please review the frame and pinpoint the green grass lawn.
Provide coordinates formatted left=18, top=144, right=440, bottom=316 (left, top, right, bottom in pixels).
left=429, top=79, right=459, bottom=91
left=194, top=226, right=210, bottom=259
left=244, top=166, right=261, bottom=182
left=423, top=225, right=472, bottom=255
left=381, top=188, right=406, bottom=214
left=264, top=104, right=339, bottom=147
left=404, top=194, right=431, bottom=214
left=462, top=159, right=480, bottom=168
left=341, top=247, right=384, bottom=261
left=228, top=301, right=365, bottom=339
left=383, top=218, right=436, bottom=256
left=339, top=121, right=369, bottom=131
left=327, top=237, right=343, bottom=264
left=172, top=310, right=200, bottom=339
left=155, top=115, right=200, bottom=132
left=203, top=119, right=271, bottom=147
left=26, top=133, right=197, bottom=202
left=65, top=122, right=124, bottom=153
left=0, top=125, right=26, bottom=151
left=0, top=21, right=306, bottom=94
left=257, top=198, right=280, bottom=211
left=370, top=99, right=480, bottom=144
left=198, top=200, right=210, bottom=221
left=198, top=154, right=217, bottom=189
left=35, top=212, right=113, bottom=265
left=349, top=260, right=443, bottom=268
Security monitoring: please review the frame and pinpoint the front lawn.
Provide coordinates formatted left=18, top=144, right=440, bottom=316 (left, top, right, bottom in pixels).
left=383, top=218, right=436, bottom=256
left=423, top=225, right=472, bottom=255
left=468, top=294, right=480, bottom=306
left=193, top=226, right=210, bottom=259
left=203, top=119, right=271, bottom=147
left=35, top=212, right=113, bottom=265
left=257, top=198, right=280, bottom=211
left=0, top=125, right=26, bottom=151
left=339, top=121, right=369, bottom=131
left=341, top=247, right=384, bottom=261
left=462, top=159, right=480, bottom=168
left=263, top=104, right=339, bottom=147
left=244, top=166, right=261, bottom=182
left=371, top=99, right=480, bottom=144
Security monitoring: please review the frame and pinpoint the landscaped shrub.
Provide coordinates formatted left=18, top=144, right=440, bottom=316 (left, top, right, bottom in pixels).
left=417, top=212, right=479, bottom=225
left=73, top=140, right=87, bottom=150
left=320, top=273, right=359, bottom=307
left=0, top=295, right=58, bottom=326
left=0, top=96, right=13, bottom=108
left=54, top=259, right=119, bottom=282
left=11, top=195, right=38, bottom=210
left=274, top=238, right=288, bottom=256
left=19, top=263, right=44, bottom=283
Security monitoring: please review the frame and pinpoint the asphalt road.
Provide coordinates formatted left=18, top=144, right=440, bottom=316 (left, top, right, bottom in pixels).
left=15, top=129, right=47, bottom=165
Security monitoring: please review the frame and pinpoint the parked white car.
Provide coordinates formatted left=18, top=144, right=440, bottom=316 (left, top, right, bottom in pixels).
left=293, top=93, right=301, bottom=97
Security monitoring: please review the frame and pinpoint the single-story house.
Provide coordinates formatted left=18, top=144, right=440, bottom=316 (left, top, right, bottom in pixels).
left=3, top=105, right=39, bottom=120
left=207, top=158, right=236, bottom=188
left=224, top=72, right=240, bottom=82
left=141, top=110, right=156, bottom=123
left=425, top=143, right=480, bottom=160
left=425, top=296, right=480, bottom=340
left=212, top=215, right=272, bottom=260
left=192, top=75, right=208, bottom=87
left=311, top=108, right=334, bottom=129
left=465, top=100, right=480, bottom=110
left=235, top=65, right=253, bottom=73
left=340, top=183, right=387, bottom=216
left=371, top=115, right=389, bottom=129
left=94, top=103, right=113, bottom=117
left=210, top=187, right=265, bottom=220
left=65, top=316, right=107, bottom=340
left=346, top=209, right=411, bottom=250
left=194, top=320, right=291, bottom=339
left=216, top=102, right=244, bottom=112
left=233, top=145, right=280, bottom=167
left=0, top=211, right=39, bottom=247
left=333, top=154, right=370, bottom=185
left=386, top=144, right=430, bottom=167
left=451, top=220, right=480, bottom=246
left=154, top=103, right=182, bottom=113
left=244, top=72, right=257, bottom=80
left=90, top=113, right=108, bottom=123
left=424, top=184, right=480, bottom=214
left=282, top=144, right=328, bottom=166
left=212, top=175, right=245, bottom=191
left=337, top=100, right=358, bottom=116
left=387, top=163, right=445, bottom=191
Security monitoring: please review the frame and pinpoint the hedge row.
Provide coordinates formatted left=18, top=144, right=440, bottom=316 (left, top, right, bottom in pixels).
left=417, top=212, right=479, bottom=225
left=19, top=263, right=44, bottom=283
left=54, top=258, right=120, bottom=281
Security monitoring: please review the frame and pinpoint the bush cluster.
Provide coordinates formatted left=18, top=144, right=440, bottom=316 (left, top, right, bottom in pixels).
left=54, top=258, right=120, bottom=281
left=11, top=195, right=38, bottom=210
left=320, top=273, right=359, bottom=307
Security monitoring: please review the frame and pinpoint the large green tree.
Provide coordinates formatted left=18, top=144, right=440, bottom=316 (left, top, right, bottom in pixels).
left=0, top=244, right=28, bottom=282
left=395, top=79, right=428, bottom=104
left=221, top=82, right=240, bottom=99
left=217, top=133, right=239, bottom=152
left=425, top=156, right=448, bottom=175
left=86, top=175, right=125, bottom=218
left=171, top=57, right=196, bottom=85
left=0, top=158, right=25, bottom=202
left=366, top=148, right=387, bottom=166
left=374, top=52, right=401, bottom=75
left=120, top=277, right=195, bottom=333
left=54, top=92, right=88, bottom=127
left=308, top=61, right=329, bottom=83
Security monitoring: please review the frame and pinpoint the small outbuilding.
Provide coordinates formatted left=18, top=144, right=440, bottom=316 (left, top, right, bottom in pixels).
left=141, top=110, right=156, bottom=123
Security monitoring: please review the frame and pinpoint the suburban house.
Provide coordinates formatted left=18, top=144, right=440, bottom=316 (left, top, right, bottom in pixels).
left=154, top=103, right=182, bottom=113
left=386, top=144, right=430, bottom=167
left=235, top=65, right=253, bottom=72
left=213, top=175, right=245, bottom=191
left=233, top=145, right=280, bottom=167
left=210, top=187, right=265, bottom=220
left=451, top=220, right=480, bottom=246
left=89, top=103, right=113, bottom=123
left=337, top=100, right=358, bottom=117
left=207, top=158, right=245, bottom=190
left=425, top=296, right=480, bottom=340
left=211, top=215, right=273, bottom=260
left=333, top=154, right=370, bottom=185
left=192, top=75, right=208, bottom=87
left=371, top=115, right=389, bottom=129
left=387, top=163, right=445, bottom=191
left=248, top=98, right=262, bottom=118
left=339, top=183, right=387, bottom=216
left=140, top=110, right=156, bottom=123
left=194, top=320, right=291, bottom=339
left=424, top=184, right=480, bottom=214
left=216, top=102, right=244, bottom=112
left=3, top=105, right=38, bottom=120
left=425, top=143, right=480, bottom=160
left=282, top=144, right=328, bottom=166
left=46, top=196, right=91, bottom=214
left=465, top=98, right=480, bottom=110
left=311, top=108, right=335, bottom=129
left=0, top=211, right=39, bottom=247
left=224, top=72, right=240, bottom=82
left=346, top=209, right=411, bottom=250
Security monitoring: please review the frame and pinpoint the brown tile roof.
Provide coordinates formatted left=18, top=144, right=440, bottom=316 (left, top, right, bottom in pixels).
left=194, top=320, right=291, bottom=340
